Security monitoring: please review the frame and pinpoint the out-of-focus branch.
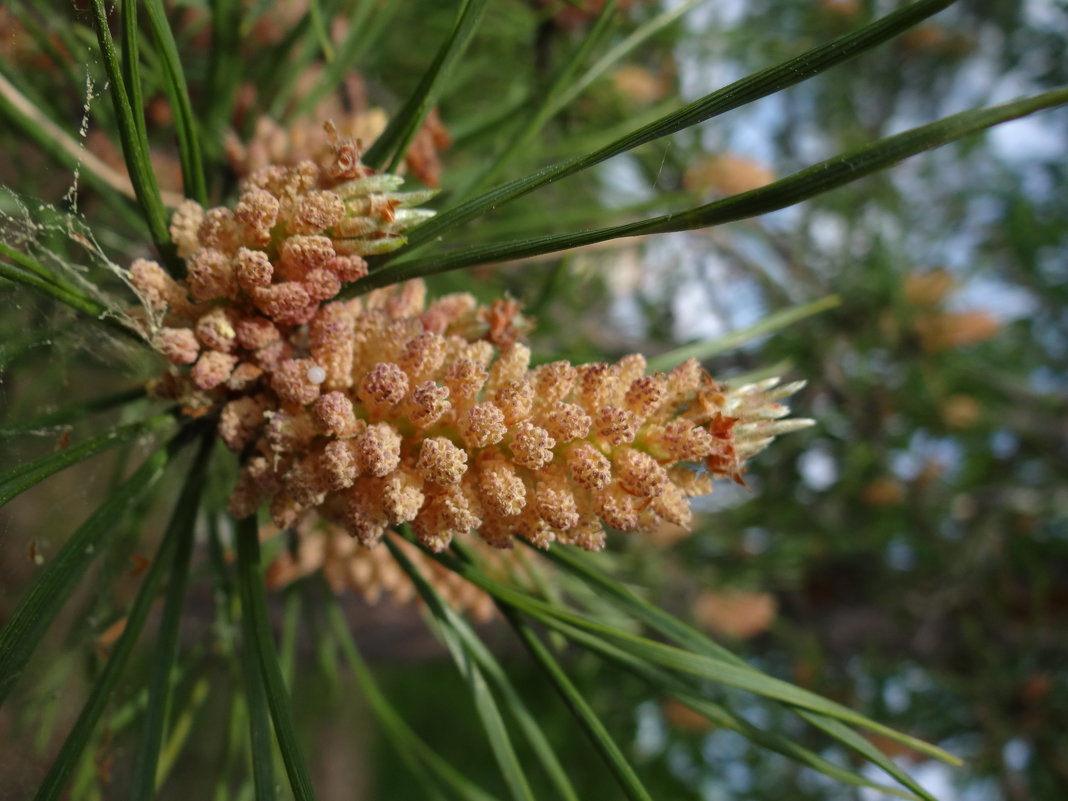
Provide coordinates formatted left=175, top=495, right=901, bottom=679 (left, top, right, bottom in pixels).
left=0, top=71, right=184, bottom=208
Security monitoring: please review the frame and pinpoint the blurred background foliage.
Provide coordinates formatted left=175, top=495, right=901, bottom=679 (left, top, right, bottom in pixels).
left=553, top=3, right=1068, bottom=799
left=1, top=0, right=1066, bottom=799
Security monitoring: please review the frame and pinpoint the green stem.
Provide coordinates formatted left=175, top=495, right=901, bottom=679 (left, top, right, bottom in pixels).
left=235, top=516, right=318, bottom=801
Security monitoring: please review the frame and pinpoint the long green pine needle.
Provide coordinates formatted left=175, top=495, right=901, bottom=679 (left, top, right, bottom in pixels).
left=375, top=0, right=960, bottom=259
left=387, top=539, right=549, bottom=801
left=646, top=295, right=841, bottom=371
left=357, top=87, right=1068, bottom=290
left=235, top=516, right=318, bottom=801
left=87, top=0, right=176, bottom=270
left=32, top=435, right=212, bottom=801
left=362, top=0, right=488, bottom=172
left=130, top=440, right=212, bottom=800
left=0, top=414, right=174, bottom=508
left=326, top=596, right=503, bottom=801
left=415, top=542, right=960, bottom=767
left=239, top=552, right=279, bottom=801
left=0, top=387, right=147, bottom=440
left=503, top=611, right=653, bottom=801
left=143, top=0, right=208, bottom=205
left=0, top=429, right=195, bottom=706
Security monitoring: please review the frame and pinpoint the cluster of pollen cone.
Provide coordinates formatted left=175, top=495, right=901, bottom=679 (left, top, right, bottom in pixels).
left=130, top=124, right=812, bottom=569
